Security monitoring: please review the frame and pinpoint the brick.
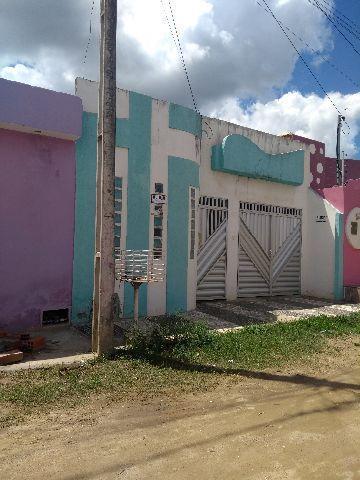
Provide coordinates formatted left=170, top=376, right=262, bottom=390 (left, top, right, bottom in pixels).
left=21, top=336, right=45, bottom=352
left=0, top=349, right=23, bottom=365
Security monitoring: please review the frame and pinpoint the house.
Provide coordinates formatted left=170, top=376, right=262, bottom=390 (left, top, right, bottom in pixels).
left=71, top=78, right=360, bottom=326
left=1, top=76, right=359, bottom=333
left=0, top=78, right=82, bottom=331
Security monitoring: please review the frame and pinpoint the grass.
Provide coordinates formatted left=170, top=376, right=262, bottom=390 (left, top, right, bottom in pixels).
left=1, top=313, right=360, bottom=426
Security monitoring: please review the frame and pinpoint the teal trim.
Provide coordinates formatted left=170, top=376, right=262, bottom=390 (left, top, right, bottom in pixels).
left=212, top=134, right=304, bottom=186
left=72, top=112, right=98, bottom=324
left=121, top=92, right=152, bottom=317
left=72, top=92, right=152, bottom=324
left=169, top=103, right=202, bottom=137
left=167, top=156, right=199, bottom=313
left=334, top=212, right=344, bottom=301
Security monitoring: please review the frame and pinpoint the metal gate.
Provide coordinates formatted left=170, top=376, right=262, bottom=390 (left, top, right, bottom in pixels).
left=197, top=196, right=228, bottom=300
left=238, top=202, right=302, bottom=297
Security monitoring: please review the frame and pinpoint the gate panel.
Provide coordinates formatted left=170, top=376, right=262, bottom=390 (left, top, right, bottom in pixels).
left=197, top=196, right=228, bottom=300
left=238, top=202, right=301, bottom=297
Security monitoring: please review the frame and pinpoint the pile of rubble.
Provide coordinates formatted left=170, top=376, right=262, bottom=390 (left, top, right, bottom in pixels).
left=0, top=331, right=45, bottom=365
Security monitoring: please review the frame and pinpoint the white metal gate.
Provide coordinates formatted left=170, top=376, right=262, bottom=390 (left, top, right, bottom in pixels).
left=238, top=202, right=302, bottom=297
left=197, top=196, right=228, bottom=300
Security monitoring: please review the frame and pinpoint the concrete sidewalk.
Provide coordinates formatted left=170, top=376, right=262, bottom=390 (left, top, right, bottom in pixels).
left=195, top=296, right=360, bottom=330
left=0, top=324, right=94, bottom=372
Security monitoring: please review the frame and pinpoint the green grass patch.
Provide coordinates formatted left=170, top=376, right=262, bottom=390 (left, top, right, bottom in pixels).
left=1, top=313, right=360, bottom=425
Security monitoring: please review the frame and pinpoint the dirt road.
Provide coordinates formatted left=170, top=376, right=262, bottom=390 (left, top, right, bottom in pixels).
left=1, top=366, right=359, bottom=480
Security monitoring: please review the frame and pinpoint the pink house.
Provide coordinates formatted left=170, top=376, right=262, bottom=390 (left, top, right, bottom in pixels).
left=284, top=133, right=360, bottom=298
left=0, top=78, right=82, bottom=331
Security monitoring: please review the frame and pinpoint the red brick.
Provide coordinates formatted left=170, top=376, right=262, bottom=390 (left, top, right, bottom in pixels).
left=21, top=336, right=45, bottom=352
left=0, top=349, right=23, bottom=365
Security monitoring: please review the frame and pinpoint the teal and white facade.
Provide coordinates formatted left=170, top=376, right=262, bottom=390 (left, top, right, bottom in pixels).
left=71, top=78, right=356, bottom=325
left=73, top=78, right=202, bottom=323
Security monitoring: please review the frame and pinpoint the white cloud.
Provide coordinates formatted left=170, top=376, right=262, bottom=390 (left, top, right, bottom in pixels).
left=0, top=63, right=52, bottom=89
left=0, top=0, right=335, bottom=107
left=209, top=91, right=360, bottom=157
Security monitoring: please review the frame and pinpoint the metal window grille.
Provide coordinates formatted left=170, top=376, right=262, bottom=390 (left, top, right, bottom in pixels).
left=153, top=183, right=164, bottom=259
left=239, top=201, right=302, bottom=218
left=114, top=176, right=122, bottom=259
left=199, top=196, right=228, bottom=244
left=190, top=187, right=196, bottom=259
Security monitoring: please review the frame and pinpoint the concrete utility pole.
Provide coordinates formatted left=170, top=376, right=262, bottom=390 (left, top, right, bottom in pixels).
left=336, top=114, right=345, bottom=186
left=92, top=0, right=117, bottom=354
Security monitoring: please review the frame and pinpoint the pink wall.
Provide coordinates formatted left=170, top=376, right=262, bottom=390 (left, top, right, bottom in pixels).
left=0, top=129, right=76, bottom=331
left=343, top=179, right=360, bottom=286
left=322, top=180, right=360, bottom=287
left=284, top=133, right=360, bottom=288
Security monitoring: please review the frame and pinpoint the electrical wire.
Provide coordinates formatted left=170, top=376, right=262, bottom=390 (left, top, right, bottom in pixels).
left=315, top=0, right=360, bottom=38
left=307, top=0, right=360, bottom=58
left=259, top=0, right=349, bottom=133
left=255, top=0, right=360, bottom=91
left=82, top=0, right=96, bottom=65
left=161, top=0, right=199, bottom=113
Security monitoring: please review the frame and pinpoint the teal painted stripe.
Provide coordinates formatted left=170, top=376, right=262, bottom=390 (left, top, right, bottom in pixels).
left=72, top=91, right=153, bottom=324
left=121, top=92, right=152, bottom=317
left=167, top=156, right=199, bottom=313
left=72, top=112, right=97, bottom=325
left=334, top=212, right=344, bottom=301
left=212, top=134, right=304, bottom=186
left=169, top=103, right=202, bottom=137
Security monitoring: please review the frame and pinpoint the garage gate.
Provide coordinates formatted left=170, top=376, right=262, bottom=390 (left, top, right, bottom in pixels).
left=238, top=202, right=302, bottom=297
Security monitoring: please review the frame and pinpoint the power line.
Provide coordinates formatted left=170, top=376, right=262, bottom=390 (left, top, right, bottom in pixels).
left=313, top=0, right=360, bottom=42
left=255, top=0, right=360, bottom=92
left=161, top=0, right=199, bottom=113
left=82, top=0, right=96, bottom=65
left=316, top=0, right=360, bottom=37
left=307, top=0, right=360, bottom=58
left=259, top=0, right=349, bottom=133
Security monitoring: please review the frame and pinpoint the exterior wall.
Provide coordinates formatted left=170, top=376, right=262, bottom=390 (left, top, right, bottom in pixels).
left=0, top=78, right=81, bottom=332
left=322, top=180, right=360, bottom=288
left=73, top=79, right=357, bottom=318
left=72, top=79, right=201, bottom=323
left=0, top=78, right=82, bottom=140
left=199, top=116, right=314, bottom=300
left=0, top=129, right=76, bottom=331
left=283, top=133, right=360, bottom=190
left=343, top=180, right=360, bottom=286
left=304, top=190, right=342, bottom=300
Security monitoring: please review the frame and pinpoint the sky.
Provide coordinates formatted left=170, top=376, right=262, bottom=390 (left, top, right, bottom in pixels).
left=1, top=0, right=360, bottom=157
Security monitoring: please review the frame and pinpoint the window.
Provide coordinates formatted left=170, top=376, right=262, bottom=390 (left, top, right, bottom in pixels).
left=351, top=222, right=358, bottom=235
left=190, top=187, right=196, bottom=259
left=114, top=177, right=122, bottom=258
left=153, top=183, right=164, bottom=258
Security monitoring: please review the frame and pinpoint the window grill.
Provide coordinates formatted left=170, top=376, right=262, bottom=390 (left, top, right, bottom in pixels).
left=239, top=201, right=302, bottom=217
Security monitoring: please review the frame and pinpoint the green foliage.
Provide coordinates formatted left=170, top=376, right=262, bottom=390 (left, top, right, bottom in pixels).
left=128, top=315, right=214, bottom=359
left=1, top=313, right=360, bottom=425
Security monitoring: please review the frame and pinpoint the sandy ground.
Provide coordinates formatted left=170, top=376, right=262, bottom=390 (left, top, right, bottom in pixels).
left=1, top=340, right=360, bottom=480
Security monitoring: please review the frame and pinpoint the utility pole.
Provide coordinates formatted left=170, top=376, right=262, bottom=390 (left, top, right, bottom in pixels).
left=92, top=0, right=117, bottom=354
left=336, top=114, right=345, bottom=186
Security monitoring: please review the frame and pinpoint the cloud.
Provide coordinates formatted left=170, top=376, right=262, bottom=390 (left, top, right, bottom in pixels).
left=208, top=91, right=360, bottom=157
left=0, top=63, right=52, bottom=89
left=3, top=0, right=357, bottom=156
left=0, top=0, right=334, bottom=107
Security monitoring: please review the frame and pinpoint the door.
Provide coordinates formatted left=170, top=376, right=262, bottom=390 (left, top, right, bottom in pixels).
left=238, top=202, right=301, bottom=297
left=197, top=196, right=228, bottom=300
